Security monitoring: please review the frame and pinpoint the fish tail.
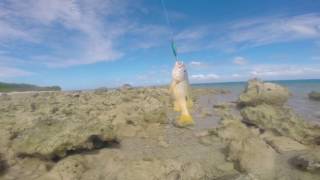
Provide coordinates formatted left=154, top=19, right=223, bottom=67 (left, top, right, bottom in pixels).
left=178, top=113, right=194, bottom=126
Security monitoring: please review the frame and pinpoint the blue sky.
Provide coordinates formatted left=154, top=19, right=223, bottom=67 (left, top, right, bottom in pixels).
left=0, top=0, right=320, bottom=90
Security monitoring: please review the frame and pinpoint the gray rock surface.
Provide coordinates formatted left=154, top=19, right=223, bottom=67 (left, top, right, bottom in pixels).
left=1, top=88, right=169, bottom=160
left=239, top=79, right=320, bottom=145
left=216, top=115, right=276, bottom=180
left=239, top=79, right=290, bottom=106
left=308, top=91, right=320, bottom=101
left=0, top=154, right=7, bottom=175
left=241, top=104, right=320, bottom=145
left=290, top=151, right=320, bottom=173
left=263, top=134, right=307, bottom=153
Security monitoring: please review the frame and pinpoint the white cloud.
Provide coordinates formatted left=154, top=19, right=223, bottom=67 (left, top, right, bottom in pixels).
left=223, top=13, right=320, bottom=48
left=188, top=61, right=211, bottom=69
left=233, top=56, right=248, bottom=65
left=190, top=73, right=220, bottom=82
left=0, top=0, right=129, bottom=67
left=232, top=73, right=240, bottom=78
left=249, top=65, right=320, bottom=77
left=189, top=61, right=202, bottom=66
left=176, top=27, right=208, bottom=41
left=0, top=66, right=33, bottom=78
left=174, top=13, right=320, bottom=53
left=0, top=0, right=170, bottom=68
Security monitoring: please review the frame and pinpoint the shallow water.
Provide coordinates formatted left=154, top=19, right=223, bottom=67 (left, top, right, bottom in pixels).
left=193, top=79, right=320, bottom=124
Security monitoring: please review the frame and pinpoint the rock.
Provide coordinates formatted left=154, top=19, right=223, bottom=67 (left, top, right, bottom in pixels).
left=217, top=116, right=276, bottom=180
left=0, top=93, right=11, bottom=101
left=36, top=155, right=87, bottom=180
left=158, top=136, right=169, bottom=148
left=7, top=88, right=170, bottom=160
left=213, top=103, right=230, bottom=109
left=239, top=79, right=290, bottom=106
left=200, top=108, right=213, bottom=117
left=216, top=174, right=258, bottom=180
left=198, top=136, right=214, bottom=146
left=241, top=104, right=320, bottom=145
left=11, top=116, right=116, bottom=160
left=94, top=87, right=108, bottom=94
left=263, top=135, right=307, bottom=153
left=119, top=160, right=206, bottom=180
left=308, top=91, right=320, bottom=101
left=121, top=84, right=133, bottom=90
left=115, top=124, right=140, bottom=138
left=0, top=154, right=8, bottom=175
left=290, top=151, right=320, bottom=173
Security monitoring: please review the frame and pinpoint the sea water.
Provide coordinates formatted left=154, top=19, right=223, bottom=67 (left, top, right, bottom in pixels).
left=193, top=79, right=320, bottom=124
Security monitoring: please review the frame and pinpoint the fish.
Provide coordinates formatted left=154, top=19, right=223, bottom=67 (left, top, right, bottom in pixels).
left=170, top=61, right=194, bottom=126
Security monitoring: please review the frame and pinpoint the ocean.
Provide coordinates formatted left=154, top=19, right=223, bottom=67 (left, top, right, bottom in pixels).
left=192, top=79, right=320, bottom=124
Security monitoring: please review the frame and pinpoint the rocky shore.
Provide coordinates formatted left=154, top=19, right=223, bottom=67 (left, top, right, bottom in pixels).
left=309, top=91, right=320, bottom=101
left=0, top=80, right=319, bottom=180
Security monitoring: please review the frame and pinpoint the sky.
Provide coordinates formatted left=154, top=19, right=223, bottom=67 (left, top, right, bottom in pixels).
left=0, top=0, right=320, bottom=90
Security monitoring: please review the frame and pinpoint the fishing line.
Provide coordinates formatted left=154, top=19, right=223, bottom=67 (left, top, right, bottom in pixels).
left=160, top=0, right=178, bottom=61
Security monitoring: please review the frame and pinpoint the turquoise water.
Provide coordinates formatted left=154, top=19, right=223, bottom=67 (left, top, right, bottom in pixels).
left=193, top=79, right=320, bottom=95
left=192, top=79, right=320, bottom=124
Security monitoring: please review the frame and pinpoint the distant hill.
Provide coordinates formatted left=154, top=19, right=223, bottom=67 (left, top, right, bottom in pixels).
left=0, top=82, right=61, bottom=92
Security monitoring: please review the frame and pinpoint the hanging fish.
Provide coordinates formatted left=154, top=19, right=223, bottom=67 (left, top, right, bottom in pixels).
left=170, top=61, right=194, bottom=127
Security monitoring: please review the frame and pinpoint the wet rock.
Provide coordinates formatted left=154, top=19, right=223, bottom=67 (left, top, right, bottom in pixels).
left=241, top=104, right=320, bottom=145
left=263, top=135, right=307, bottom=153
left=239, top=79, right=290, bottom=106
left=290, top=151, right=320, bottom=173
left=217, top=116, right=276, bottom=180
left=200, top=108, right=213, bottom=117
left=308, top=91, right=320, bottom=101
left=213, top=103, right=230, bottom=109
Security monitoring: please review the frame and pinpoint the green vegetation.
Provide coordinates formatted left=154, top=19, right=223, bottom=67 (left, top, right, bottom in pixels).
left=0, top=82, right=61, bottom=92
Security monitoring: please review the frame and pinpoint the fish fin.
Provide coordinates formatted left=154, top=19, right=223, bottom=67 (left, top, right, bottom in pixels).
left=186, top=96, right=193, bottom=108
left=177, top=114, right=194, bottom=126
left=174, top=101, right=181, bottom=112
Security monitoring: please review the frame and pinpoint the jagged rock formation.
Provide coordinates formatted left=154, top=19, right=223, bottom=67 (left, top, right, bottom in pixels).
left=239, top=79, right=320, bottom=145
left=239, top=79, right=290, bottom=106
left=1, top=88, right=170, bottom=161
left=216, top=114, right=276, bottom=180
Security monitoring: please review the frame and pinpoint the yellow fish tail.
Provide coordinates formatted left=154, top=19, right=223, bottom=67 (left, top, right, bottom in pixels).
left=177, top=114, right=194, bottom=126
